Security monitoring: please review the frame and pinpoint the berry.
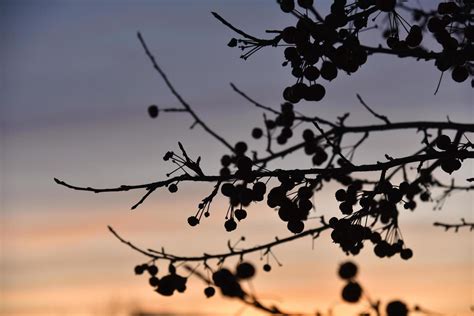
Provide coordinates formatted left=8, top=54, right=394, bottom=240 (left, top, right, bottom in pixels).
left=386, top=300, right=408, bottom=316
left=451, top=66, right=469, bottom=83
left=224, top=218, right=237, bottom=232
left=221, top=155, right=232, bottom=167
left=328, top=217, right=339, bottom=228
left=400, top=248, right=413, bottom=260
left=149, top=276, right=160, bottom=287
left=335, top=189, right=346, bottom=202
left=147, top=265, right=158, bottom=276
left=306, top=84, right=326, bottom=101
left=134, top=264, right=146, bottom=275
left=298, top=186, right=312, bottom=200
left=235, top=142, right=248, bottom=155
left=338, top=261, right=358, bottom=280
left=263, top=264, right=272, bottom=272
left=280, top=0, right=295, bottom=13
left=252, top=128, right=263, bottom=139
left=303, top=66, right=320, bottom=81
left=302, top=129, right=314, bottom=141
left=297, top=0, right=313, bottom=9
left=221, top=183, right=235, bottom=197
left=235, top=208, right=248, bottom=221
left=339, top=201, right=353, bottom=215
left=436, top=135, right=451, bottom=150
left=148, top=105, right=159, bottom=118
left=341, top=281, right=362, bottom=303
left=187, top=216, right=199, bottom=227
left=253, top=182, right=267, bottom=196
left=168, top=183, right=178, bottom=193
left=376, top=0, right=396, bottom=12
left=287, top=220, right=305, bottom=234
left=204, top=286, right=216, bottom=298
left=236, top=262, right=256, bottom=279
left=320, top=61, right=338, bottom=81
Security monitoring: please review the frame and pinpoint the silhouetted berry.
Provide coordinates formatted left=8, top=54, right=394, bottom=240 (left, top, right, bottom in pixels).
left=280, top=0, right=295, bottom=13
left=302, top=129, right=314, bottom=141
left=221, top=183, right=235, bottom=197
left=400, top=248, right=413, bottom=260
left=335, top=189, right=346, bottom=202
left=341, top=281, right=362, bottom=303
left=148, top=265, right=158, bottom=276
left=134, top=264, right=146, bottom=275
left=387, top=188, right=403, bottom=203
left=187, top=216, right=199, bottom=227
left=441, top=158, right=461, bottom=174
left=204, top=286, right=216, bottom=298
left=287, top=220, right=305, bottom=233
left=406, top=25, right=423, bottom=47
left=451, top=66, right=469, bottom=83
left=235, top=142, right=248, bottom=155
left=236, top=262, right=256, bottom=279
left=237, top=156, right=253, bottom=172
left=149, top=276, right=160, bottom=287
left=306, top=84, right=326, bottom=101
left=168, top=183, right=178, bottom=193
left=297, top=0, right=313, bottom=9
left=386, top=300, right=408, bottom=316
left=329, top=217, right=339, bottom=228
left=263, top=264, right=272, bottom=272
left=253, top=182, right=267, bottom=196
left=420, top=191, right=430, bottom=202
left=320, top=61, right=338, bottom=81
left=304, top=66, right=320, bottom=81
left=252, top=127, right=263, bottom=139
left=298, top=186, right=312, bottom=200
left=235, top=208, right=247, bottom=221
left=436, top=134, right=451, bottom=150
left=339, top=201, right=353, bottom=215
left=370, top=232, right=382, bottom=244
left=376, top=0, right=396, bottom=12
left=148, top=105, right=159, bottom=118
left=225, top=218, right=237, bottom=232
left=338, top=261, right=358, bottom=280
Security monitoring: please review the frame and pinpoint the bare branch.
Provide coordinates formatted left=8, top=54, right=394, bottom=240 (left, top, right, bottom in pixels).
left=433, top=219, right=474, bottom=232
left=137, top=32, right=235, bottom=153
left=356, top=94, right=391, bottom=124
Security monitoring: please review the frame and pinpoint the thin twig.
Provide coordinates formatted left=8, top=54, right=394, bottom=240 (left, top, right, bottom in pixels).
left=356, top=94, right=391, bottom=124
left=137, top=32, right=235, bottom=153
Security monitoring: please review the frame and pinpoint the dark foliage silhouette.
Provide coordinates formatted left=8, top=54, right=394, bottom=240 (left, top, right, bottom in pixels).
left=55, top=0, right=473, bottom=315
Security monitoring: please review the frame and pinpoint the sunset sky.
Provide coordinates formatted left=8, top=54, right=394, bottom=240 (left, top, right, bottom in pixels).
left=1, top=0, right=473, bottom=315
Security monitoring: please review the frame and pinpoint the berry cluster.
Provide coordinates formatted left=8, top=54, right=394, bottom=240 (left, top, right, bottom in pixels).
left=135, top=263, right=187, bottom=296
left=436, top=134, right=463, bottom=174
left=267, top=174, right=315, bottom=233
left=429, top=2, right=473, bottom=83
left=329, top=178, right=420, bottom=257
left=227, top=0, right=473, bottom=103
left=211, top=261, right=257, bottom=298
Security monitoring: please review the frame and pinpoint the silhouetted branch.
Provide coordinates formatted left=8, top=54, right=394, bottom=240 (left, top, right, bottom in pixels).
left=433, top=219, right=474, bottom=232
left=56, top=149, right=474, bottom=207
left=255, top=121, right=474, bottom=164
left=109, top=223, right=331, bottom=263
left=137, top=32, right=235, bottom=153
left=356, top=94, right=391, bottom=124
left=211, top=12, right=282, bottom=46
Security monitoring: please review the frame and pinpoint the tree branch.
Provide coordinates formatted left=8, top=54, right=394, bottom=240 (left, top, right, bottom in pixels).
left=137, top=32, right=235, bottom=153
